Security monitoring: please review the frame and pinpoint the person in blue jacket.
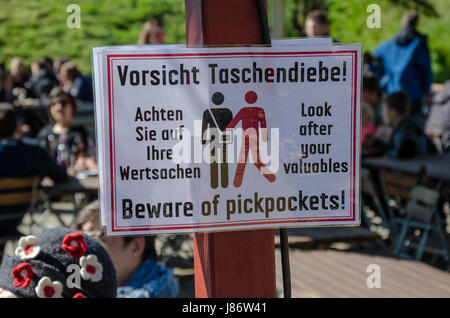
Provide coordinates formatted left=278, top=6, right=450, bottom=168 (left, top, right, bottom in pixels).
left=374, top=10, right=432, bottom=121
left=75, top=201, right=179, bottom=298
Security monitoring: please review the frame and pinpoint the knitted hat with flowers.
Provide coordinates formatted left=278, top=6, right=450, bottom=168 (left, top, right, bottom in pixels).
left=0, top=227, right=117, bottom=298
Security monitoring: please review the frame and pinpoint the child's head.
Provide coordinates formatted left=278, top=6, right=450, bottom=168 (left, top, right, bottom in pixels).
left=305, top=10, right=329, bottom=37
left=48, top=87, right=77, bottom=127
left=382, top=91, right=411, bottom=127
left=362, top=73, right=381, bottom=108
left=0, top=227, right=117, bottom=298
left=75, top=201, right=157, bottom=286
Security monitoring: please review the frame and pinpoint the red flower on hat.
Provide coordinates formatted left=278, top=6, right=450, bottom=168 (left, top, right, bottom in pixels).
left=73, top=293, right=87, bottom=298
left=12, top=263, right=34, bottom=288
left=61, top=233, right=87, bottom=258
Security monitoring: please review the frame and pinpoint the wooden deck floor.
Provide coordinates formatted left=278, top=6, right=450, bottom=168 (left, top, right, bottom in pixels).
left=275, top=249, right=450, bottom=298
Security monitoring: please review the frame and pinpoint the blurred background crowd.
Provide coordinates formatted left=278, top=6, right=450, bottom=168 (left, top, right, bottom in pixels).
left=0, top=0, right=449, bottom=299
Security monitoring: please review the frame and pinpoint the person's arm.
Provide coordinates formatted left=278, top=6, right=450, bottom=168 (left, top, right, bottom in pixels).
left=225, top=109, right=242, bottom=130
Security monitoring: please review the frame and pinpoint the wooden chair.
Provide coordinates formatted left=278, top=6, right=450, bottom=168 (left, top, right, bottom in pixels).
left=392, top=185, right=449, bottom=265
left=378, top=169, right=423, bottom=235
left=0, top=176, right=40, bottom=246
left=379, top=169, right=449, bottom=266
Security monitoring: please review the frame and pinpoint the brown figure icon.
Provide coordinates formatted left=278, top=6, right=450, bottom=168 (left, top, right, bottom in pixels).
left=226, top=90, right=276, bottom=188
left=201, top=92, right=233, bottom=189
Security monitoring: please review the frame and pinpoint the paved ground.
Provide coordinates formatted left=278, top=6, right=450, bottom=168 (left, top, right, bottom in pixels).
left=275, top=248, right=450, bottom=298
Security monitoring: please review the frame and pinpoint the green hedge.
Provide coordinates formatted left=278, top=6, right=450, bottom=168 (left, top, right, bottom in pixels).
left=2, top=0, right=449, bottom=82
left=0, top=0, right=186, bottom=75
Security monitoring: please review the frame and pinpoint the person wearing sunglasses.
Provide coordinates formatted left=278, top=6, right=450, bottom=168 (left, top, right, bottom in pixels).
left=36, top=87, right=96, bottom=173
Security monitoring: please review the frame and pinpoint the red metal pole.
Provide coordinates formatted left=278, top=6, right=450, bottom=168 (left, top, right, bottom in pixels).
left=185, top=0, right=277, bottom=298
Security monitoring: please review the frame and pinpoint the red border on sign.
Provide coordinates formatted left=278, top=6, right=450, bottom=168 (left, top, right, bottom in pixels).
left=106, top=50, right=359, bottom=232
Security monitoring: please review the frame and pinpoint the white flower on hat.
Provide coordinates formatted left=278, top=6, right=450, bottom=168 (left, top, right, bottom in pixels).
left=35, top=277, right=63, bottom=298
left=15, top=236, right=40, bottom=260
left=80, top=255, right=103, bottom=282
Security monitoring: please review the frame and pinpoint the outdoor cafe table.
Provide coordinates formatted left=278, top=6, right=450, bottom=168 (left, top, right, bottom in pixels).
left=41, top=175, right=99, bottom=198
left=36, top=175, right=99, bottom=228
left=362, top=154, right=450, bottom=227
left=362, top=153, right=450, bottom=183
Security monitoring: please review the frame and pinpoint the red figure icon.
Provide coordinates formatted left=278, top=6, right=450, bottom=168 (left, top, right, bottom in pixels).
left=226, top=91, right=276, bottom=187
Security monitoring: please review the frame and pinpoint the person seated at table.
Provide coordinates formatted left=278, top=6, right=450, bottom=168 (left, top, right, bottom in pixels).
left=25, top=57, right=59, bottom=103
left=9, top=57, right=30, bottom=89
left=0, top=103, right=67, bottom=235
left=59, top=61, right=93, bottom=102
left=37, top=87, right=96, bottom=173
left=75, top=201, right=179, bottom=298
left=362, top=73, right=394, bottom=155
left=425, top=80, right=450, bottom=153
left=53, top=58, right=69, bottom=86
left=381, top=91, right=436, bottom=159
left=362, top=72, right=383, bottom=126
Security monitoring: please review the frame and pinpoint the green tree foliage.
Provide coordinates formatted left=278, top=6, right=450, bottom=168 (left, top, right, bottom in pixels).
left=0, top=0, right=186, bottom=74
left=1, top=0, right=449, bottom=82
